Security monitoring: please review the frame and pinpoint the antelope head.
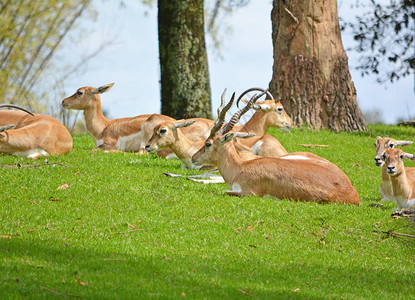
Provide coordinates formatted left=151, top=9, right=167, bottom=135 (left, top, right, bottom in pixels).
left=381, top=148, right=415, bottom=176
left=62, top=83, right=114, bottom=110
left=192, top=91, right=261, bottom=166
left=374, top=136, right=413, bottom=167
left=236, top=88, right=293, bottom=132
left=145, top=119, right=195, bottom=153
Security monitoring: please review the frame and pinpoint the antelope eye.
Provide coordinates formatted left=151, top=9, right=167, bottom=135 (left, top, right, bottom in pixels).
left=400, top=154, right=404, bottom=159
left=388, top=143, right=394, bottom=148
left=381, top=154, right=386, bottom=160
left=277, top=107, right=284, bottom=112
left=205, top=141, right=212, bottom=148
left=160, top=128, right=167, bottom=134
left=76, top=90, right=83, bottom=96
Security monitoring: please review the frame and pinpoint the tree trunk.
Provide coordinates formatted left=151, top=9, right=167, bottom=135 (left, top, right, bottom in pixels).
left=269, top=0, right=367, bottom=131
left=158, top=0, right=212, bottom=119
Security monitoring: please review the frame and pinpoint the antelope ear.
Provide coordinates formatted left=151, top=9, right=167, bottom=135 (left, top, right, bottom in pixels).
left=253, top=103, right=271, bottom=111
left=175, top=120, right=195, bottom=128
left=92, top=83, right=114, bottom=94
left=234, top=132, right=255, bottom=139
left=221, top=133, right=235, bottom=144
left=404, top=153, right=415, bottom=161
left=0, top=124, right=14, bottom=132
left=396, top=140, right=413, bottom=147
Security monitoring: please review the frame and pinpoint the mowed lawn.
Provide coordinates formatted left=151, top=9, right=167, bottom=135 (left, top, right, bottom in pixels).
left=0, top=124, right=414, bottom=299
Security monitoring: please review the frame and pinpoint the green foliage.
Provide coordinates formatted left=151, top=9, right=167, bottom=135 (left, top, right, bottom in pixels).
left=0, top=125, right=414, bottom=298
left=0, top=0, right=91, bottom=110
left=342, top=0, right=415, bottom=83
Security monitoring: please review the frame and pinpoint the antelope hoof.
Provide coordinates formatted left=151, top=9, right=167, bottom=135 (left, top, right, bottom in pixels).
left=226, top=190, right=242, bottom=197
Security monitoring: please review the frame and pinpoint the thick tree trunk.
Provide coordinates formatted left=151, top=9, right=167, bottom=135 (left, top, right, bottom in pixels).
left=269, top=0, right=367, bottom=131
left=158, top=0, right=212, bottom=119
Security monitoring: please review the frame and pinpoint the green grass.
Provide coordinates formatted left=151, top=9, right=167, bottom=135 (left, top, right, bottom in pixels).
left=1, top=124, right=414, bottom=299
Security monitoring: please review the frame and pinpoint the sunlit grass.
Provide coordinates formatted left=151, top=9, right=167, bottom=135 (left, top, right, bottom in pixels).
left=0, top=125, right=414, bottom=299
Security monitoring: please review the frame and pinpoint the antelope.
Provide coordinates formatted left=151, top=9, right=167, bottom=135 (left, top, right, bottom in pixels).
left=381, top=148, right=415, bottom=209
left=0, top=105, right=72, bottom=158
left=374, top=137, right=414, bottom=201
left=147, top=87, right=292, bottom=159
left=230, top=88, right=293, bottom=154
left=62, top=83, right=214, bottom=153
left=191, top=96, right=359, bottom=204
left=146, top=119, right=204, bottom=168
left=146, top=91, right=290, bottom=168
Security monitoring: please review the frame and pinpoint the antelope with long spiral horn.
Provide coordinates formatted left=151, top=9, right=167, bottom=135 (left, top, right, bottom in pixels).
left=191, top=96, right=359, bottom=204
left=145, top=89, right=235, bottom=169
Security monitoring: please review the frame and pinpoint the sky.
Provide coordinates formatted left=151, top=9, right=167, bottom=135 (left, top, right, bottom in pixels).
left=62, top=0, right=414, bottom=124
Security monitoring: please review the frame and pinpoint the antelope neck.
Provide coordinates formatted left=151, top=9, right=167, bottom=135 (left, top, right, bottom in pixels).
left=83, top=102, right=109, bottom=139
left=169, top=130, right=196, bottom=161
left=390, top=171, right=412, bottom=200
left=216, top=142, right=244, bottom=185
left=240, top=110, right=268, bottom=135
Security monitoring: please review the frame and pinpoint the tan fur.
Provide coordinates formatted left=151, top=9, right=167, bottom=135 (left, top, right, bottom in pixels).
left=146, top=120, right=205, bottom=168
left=0, top=110, right=34, bottom=127
left=238, top=134, right=288, bottom=157
left=235, top=100, right=293, bottom=134
left=234, top=99, right=293, bottom=154
left=381, top=148, right=415, bottom=209
left=62, top=83, right=214, bottom=153
left=374, top=137, right=414, bottom=201
left=192, top=134, right=359, bottom=204
left=0, top=114, right=72, bottom=158
left=147, top=122, right=287, bottom=168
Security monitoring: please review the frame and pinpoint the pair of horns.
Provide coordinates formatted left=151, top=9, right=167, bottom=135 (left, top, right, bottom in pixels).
left=209, top=88, right=269, bottom=138
left=236, top=87, right=274, bottom=108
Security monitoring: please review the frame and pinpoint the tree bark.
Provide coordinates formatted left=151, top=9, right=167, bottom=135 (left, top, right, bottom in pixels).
left=269, top=0, right=367, bottom=131
left=158, top=0, right=212, bottom=119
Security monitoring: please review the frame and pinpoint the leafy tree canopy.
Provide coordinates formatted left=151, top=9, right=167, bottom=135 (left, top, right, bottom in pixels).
left=342, top=0, right=415, bottom=84
left=0, top=0, right=91, bottom=110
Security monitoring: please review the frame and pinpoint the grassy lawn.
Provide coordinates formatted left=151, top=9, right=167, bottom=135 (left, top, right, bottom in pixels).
left=1, top=124, right=414, bottom=299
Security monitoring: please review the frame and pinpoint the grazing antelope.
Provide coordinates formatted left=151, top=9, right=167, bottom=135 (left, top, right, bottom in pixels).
left=62, top=83, right=214, bottom=153
left=0, top=105, right=72, bottom=158
left=381, top=148, right=415, bottom=209
left=191, top=96, right=359, bottom=204
left=374, top=137, right=414, bottom=201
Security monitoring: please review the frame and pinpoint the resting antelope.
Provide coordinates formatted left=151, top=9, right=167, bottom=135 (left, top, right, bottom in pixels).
left=146, top=87, right=292, bottom=159
left=381, top=148, right=415, bottom=209
left=62, top=83, right=214, bottom=153
left=191, top=96, right=359, bottom=204
left=146, top=91, right=290, bottom=168
left=374, top=137, right=414, bottom=201
left=0, top=105, right=72, bottom=158
left=229, top=88, right=293, bottom=154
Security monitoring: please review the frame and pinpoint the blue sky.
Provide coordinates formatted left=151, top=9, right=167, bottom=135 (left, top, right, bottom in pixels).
left=62, top=0, right=414, bottom=124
